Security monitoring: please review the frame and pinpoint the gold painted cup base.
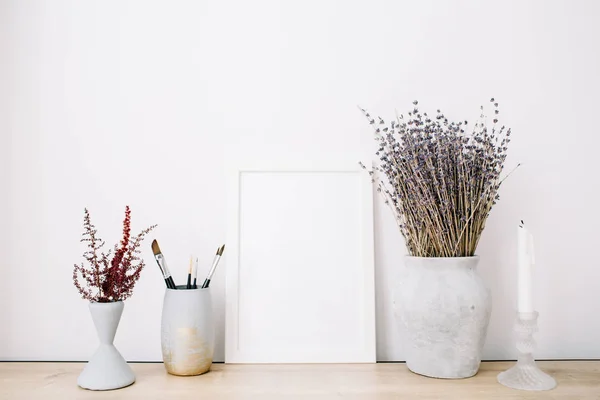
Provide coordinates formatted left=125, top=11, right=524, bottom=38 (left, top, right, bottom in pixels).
left=162, top=328, right=214, bottom=376
left=164, top=363, right=212, bottom=377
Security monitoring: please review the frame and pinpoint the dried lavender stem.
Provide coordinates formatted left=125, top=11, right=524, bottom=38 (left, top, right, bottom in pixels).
left=361, top=99, right=514, bottom=257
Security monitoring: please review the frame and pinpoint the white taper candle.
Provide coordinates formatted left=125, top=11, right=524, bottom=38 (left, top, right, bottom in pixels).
left=517, top=220, right=534, bottom=313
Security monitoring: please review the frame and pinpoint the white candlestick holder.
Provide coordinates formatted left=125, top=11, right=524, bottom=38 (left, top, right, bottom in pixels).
left=497, top=311, right=556, bottom=391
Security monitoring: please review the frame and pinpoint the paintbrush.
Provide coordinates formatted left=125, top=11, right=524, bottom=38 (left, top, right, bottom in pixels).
left=192, top=257, right=199, bottom=289
left=201, top=244, right=225, bottom=289
left=151, top=239, right=177, bottom=289
left=186, top=255, right=193, bottom=289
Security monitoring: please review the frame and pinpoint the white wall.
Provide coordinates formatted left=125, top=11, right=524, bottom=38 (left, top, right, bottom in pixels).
left=0, top=0, right=12, bottom=351
left=3, top=0, right=600, bottom=362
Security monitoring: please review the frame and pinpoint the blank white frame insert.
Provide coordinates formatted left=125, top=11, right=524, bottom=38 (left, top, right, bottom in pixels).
left=224, top=159, right=376, bottom=363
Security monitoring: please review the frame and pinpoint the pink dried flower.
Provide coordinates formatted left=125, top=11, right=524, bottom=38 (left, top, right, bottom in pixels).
left=72, top=206, right=157, bottom=302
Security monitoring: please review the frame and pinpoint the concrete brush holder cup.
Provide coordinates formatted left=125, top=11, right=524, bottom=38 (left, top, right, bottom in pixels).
left=161, top=285, right=215, bottom=376
left=77, top=301, right=135, bottom=390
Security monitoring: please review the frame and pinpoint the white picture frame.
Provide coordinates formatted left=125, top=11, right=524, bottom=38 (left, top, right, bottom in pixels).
left=224, top=157, right=376, bottom=363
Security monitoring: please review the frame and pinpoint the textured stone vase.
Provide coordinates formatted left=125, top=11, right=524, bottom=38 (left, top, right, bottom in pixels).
left=397, top=256, right=492, bottom=379
left=161, top=285, right=215, bottom=376
left=77, top=301, right=135, bottom=390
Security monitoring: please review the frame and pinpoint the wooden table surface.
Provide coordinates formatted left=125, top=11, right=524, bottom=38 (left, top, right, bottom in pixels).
left=1, top=361, right=599, bottom=399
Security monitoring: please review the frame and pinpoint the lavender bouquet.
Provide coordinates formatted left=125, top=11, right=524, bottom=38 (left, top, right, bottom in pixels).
left=360, top=99, right=517, bottom=258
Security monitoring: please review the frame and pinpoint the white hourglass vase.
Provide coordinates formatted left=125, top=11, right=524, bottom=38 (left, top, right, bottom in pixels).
left=77, top=301, right=135, bottom=391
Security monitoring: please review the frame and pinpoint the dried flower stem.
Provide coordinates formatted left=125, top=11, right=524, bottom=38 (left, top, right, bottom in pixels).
left=360, top=99, right=518, bottom=257
left=72, top=206, right=157, bottom=302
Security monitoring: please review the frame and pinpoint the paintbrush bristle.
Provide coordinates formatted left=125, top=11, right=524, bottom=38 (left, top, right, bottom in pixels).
left=151, top=239, right=162, bottom=255
left=189, top=256, right=193, bottom=274
left=218, top=244, right=225, bottom=256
